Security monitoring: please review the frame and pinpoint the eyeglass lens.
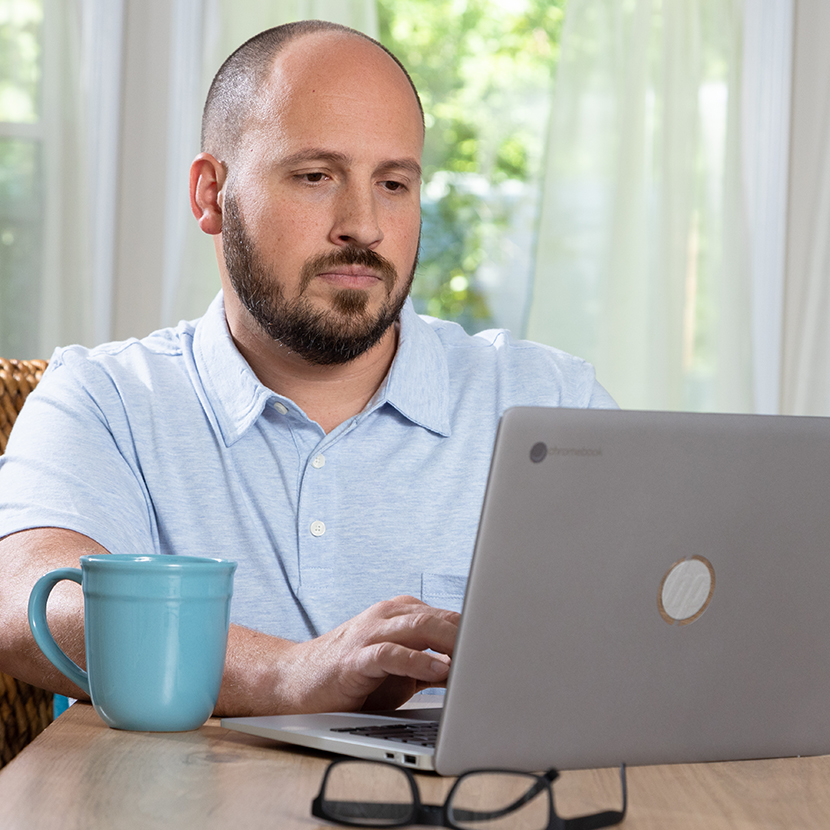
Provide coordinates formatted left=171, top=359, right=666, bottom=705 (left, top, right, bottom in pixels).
left=449, top=771, right=551, bottom=830
left=320, top=761, right=416, bottom=826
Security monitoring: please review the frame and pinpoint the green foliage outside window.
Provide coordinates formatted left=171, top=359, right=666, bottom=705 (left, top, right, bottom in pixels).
left=377, top=0, right=567, bottom=332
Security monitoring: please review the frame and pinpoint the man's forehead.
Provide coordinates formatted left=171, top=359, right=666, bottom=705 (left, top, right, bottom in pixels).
left=227, top=33, right=424, bottom=175
left=267, top=29, right=406, bottom=88
left=255, top=31, right=423, bottom=137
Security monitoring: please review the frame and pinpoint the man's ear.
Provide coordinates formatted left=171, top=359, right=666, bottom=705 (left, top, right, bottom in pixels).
left=189, top=153, right=226, bottom=235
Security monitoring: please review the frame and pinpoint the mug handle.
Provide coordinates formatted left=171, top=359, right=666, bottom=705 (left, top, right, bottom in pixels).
left=27, top=568, right=90, bottom=696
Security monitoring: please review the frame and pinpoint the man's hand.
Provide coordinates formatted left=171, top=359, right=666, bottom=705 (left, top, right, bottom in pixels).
left=286, top=595, right=458, bottom=712
left=216, top=595, right=459, bottom=716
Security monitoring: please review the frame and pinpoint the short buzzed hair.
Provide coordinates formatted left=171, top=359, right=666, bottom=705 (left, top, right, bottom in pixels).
left=201, top=20, right=424, bottom=165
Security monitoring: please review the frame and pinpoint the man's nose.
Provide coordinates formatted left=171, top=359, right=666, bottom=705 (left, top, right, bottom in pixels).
left=329, top=183, right=384, bottom=249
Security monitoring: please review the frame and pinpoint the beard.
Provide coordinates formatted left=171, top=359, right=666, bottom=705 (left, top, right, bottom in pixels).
left=221, top=191, right=417, bottom=366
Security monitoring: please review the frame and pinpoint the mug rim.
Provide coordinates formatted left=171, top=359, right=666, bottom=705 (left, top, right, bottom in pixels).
left=80, top=554, right=236, bottom=569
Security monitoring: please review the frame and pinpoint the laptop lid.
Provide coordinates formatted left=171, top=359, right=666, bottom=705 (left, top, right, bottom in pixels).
left=434, top=406, right=830, bottom=773
left=224, top=407, right=830, bottom=775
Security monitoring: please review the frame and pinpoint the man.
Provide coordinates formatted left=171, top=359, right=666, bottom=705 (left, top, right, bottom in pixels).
left=0, top=21, right=615, bottom=716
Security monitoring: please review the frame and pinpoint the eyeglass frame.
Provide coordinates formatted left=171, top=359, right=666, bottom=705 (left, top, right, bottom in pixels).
left=311, top=757, right=627, bottom=830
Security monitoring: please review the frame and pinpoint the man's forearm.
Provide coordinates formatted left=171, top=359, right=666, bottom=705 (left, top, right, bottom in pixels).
left=0, top=528, right=456, bottom=718
left=214, top=624, right=305, bottom=716
left=0, top=528, right=92, bottom=699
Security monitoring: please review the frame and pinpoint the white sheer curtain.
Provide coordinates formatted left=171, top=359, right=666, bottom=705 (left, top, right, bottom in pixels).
left=741, top=0, right=793, bottom=415
left=526, top=0, right=754, bottom=412
left=781, top=0, right=830, bottom=415
left=24, top=0, right=830, bottom=416
left=27, top=0, right=376, bottom=358
left=33, top=0, right=124, bottom=355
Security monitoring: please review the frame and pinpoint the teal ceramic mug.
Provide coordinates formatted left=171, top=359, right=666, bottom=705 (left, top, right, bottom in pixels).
left=28, top=554, right=236, bottom=732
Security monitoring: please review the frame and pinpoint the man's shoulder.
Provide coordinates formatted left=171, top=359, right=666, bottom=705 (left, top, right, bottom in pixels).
left=54, top=319, right=192, bottom=364
left=417, top=312, right=591, bottom=371
left=411, top=311, right=615, bottom=410
left=43, top=318, right=199, bottom=401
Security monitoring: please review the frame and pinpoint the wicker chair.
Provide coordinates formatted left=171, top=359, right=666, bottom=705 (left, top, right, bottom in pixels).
left=0, top=357, right=54, bottom=769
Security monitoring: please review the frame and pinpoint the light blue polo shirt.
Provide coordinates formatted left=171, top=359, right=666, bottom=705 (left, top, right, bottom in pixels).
left=0, top=292, right=615, bottom=641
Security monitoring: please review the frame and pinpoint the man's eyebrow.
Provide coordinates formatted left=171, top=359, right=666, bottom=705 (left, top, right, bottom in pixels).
left=277, top=149, right=421, bottom=180
left=378, top=158, right=422, bottom=180
left=277, top=149, right=349, bottom=167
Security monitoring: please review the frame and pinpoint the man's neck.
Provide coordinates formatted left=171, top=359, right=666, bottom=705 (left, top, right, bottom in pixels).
left=227, top=308, right=399, bottom=435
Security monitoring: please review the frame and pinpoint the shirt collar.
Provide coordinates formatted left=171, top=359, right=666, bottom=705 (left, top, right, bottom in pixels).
left=192, top=292, right=451, bottom=446
left=192, top=292, right=278, bottom=446
left=374, top=299, right=451, bottom=436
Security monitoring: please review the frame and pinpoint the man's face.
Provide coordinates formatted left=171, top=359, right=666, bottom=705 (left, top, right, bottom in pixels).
left=219, top=33, right=423, bottom=365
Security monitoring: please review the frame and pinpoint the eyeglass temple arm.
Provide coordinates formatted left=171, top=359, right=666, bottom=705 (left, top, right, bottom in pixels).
left=559, top=764, right=628, bottom=830
left=449, top=764, right=627, bottom=828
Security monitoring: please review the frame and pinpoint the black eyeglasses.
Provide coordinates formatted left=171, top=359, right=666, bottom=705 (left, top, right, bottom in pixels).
left=312, top=758, right=627, bottom=829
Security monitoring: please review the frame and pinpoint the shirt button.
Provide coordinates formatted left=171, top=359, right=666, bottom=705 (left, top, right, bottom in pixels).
left=272, top=402, right=288, bottom=415
left=311, top=454, right=326, bottom=469
left=310, top=520, right=326, bottom=537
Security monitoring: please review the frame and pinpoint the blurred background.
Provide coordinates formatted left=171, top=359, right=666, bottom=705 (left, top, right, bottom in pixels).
left=1, top=0, right=828, bottom=414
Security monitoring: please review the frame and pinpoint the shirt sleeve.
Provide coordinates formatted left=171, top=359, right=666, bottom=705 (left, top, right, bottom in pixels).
left=587, top=378, right=619, bottom=409
left=0, top=350, right=158, bottom=555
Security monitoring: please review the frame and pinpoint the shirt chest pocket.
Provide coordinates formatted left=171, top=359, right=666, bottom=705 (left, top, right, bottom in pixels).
left=420, top=572, right=467, bottom=615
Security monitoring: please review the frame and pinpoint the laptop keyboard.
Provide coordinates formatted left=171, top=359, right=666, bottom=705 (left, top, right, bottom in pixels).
left=330, top=721, right=439, bottom=748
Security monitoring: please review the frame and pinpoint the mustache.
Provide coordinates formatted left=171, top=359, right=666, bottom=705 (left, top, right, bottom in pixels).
left=299, top=247, right=398, bottom=292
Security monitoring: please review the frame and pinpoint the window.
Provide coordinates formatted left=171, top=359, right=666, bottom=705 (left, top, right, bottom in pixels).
left=0, top=0, right=806, bottom=416
left=0, top=0, right=43, bottom=355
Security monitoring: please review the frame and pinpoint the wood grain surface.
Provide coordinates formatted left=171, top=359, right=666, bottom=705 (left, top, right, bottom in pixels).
left=0, top=702, right=827, bottom=829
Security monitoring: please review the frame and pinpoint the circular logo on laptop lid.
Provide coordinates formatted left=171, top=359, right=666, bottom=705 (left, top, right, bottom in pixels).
left=658, top=556, right=715, bottom=625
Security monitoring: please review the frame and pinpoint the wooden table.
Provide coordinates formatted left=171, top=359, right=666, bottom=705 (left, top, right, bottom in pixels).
left=0, top=702, right=828, bottom=828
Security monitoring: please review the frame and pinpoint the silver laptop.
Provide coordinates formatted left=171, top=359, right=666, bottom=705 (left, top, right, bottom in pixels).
left=222, top=406, right=830, bottom=775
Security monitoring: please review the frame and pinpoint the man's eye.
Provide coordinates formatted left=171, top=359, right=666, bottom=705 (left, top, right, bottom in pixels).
left=382, top=180, right=406, bottom=192
left=301, top=172, right=327, bottom=183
